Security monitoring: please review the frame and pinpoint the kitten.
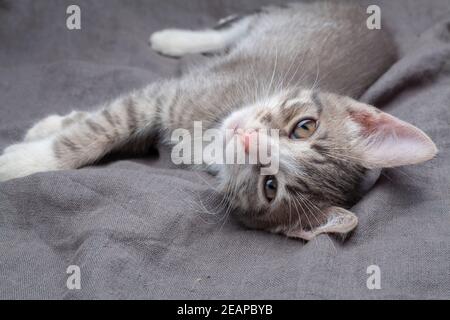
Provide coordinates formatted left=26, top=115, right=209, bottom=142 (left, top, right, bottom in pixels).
left=0, top=2, right=437, bottom=240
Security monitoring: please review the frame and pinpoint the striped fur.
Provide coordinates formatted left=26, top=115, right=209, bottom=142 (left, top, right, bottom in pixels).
left=0, top=2, right=407, bottom=239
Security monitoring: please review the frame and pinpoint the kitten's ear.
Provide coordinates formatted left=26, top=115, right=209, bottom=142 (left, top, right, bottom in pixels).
left=284, top=207, right=358, bottom=241
left=349, top=105, right=437, bottom=168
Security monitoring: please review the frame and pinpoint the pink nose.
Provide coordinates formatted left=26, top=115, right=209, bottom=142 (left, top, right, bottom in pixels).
left=239, top=129, right=257, bottom=154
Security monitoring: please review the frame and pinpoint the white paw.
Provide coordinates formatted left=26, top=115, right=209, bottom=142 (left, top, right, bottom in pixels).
left=24, top=115, right=65, bottom=142
left=24, top=111, right=87, bottom=142
left=0, top=138, right=60, bottom=182
left=150, top=29, right=190, bottom=57
left=150, top=29, right=222, bottom=57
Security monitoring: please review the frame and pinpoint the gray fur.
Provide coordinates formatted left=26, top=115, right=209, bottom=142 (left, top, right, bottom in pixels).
left=0, top=2, right=404, bottom=239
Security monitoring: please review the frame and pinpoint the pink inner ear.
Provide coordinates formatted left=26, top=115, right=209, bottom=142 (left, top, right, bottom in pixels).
left=350, top=110, right=438, bottom=168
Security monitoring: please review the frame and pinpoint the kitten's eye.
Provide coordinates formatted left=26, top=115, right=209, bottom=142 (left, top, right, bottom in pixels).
left=263, top=176, right=277, bottom=203
left=290, top=119, right=317, bottom=139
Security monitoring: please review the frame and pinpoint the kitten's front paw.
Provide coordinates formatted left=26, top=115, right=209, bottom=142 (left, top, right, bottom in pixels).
left=0, top=138, right=60, bottom=182
left=24, top=111, right=87, bottom=142
left=24, top=115, right=65, bottom=142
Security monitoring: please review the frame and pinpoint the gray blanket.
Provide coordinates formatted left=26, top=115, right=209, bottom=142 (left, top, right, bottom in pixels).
left=0, top=0, right=449, bottom=299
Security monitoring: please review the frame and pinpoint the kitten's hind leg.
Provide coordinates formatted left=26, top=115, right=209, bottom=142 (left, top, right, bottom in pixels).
left=149, top=15, right=253, bottom=58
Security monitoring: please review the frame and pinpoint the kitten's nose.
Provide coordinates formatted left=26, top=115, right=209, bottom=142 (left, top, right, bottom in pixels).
left=239, top=129, right=258, bottom=154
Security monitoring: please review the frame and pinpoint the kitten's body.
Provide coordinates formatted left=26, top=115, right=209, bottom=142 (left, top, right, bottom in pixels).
left=0, top=2, right=437, bottom=240
left=152, top=2, right=395, bottom=132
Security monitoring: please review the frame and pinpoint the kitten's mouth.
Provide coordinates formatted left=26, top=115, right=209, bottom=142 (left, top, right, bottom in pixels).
left=226, top=120, right=243, bottom=132
left=223, top=124, right=259, bottom=154
left=222, top=106, right=253, bottom=132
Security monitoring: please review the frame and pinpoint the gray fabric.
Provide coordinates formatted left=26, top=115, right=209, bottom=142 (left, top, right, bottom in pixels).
left=1, top=0, right=449, bottom=299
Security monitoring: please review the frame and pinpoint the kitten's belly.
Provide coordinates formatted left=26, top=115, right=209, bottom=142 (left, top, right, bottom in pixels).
left=227, top=2, right=396, bottom=98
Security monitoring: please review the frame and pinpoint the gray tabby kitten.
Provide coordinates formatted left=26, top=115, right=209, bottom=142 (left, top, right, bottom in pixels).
left=0, top=2, right=437, bottom=240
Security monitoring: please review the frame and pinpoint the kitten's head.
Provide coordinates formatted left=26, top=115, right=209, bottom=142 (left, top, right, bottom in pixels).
left=218, top=88, right=437, bottom=240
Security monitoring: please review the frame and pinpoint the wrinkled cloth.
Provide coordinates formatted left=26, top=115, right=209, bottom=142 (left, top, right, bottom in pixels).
left=0, top=0, right=449, bottom=299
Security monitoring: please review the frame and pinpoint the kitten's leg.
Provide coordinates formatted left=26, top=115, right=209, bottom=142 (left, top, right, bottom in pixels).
left=24, top=111, right=88, bottom=142
left=149, top=15, right=253, bottom=57
left=0, top=81, right=177, bottom=181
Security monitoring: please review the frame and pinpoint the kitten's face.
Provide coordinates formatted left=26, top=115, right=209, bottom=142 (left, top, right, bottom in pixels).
left=218, top=88, right=437, bottom=240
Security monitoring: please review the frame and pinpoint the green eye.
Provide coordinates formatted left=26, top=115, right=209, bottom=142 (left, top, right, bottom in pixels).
left=264, top=176, right=277, bottom=202
left=290, top=119, right=317, bottom=139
